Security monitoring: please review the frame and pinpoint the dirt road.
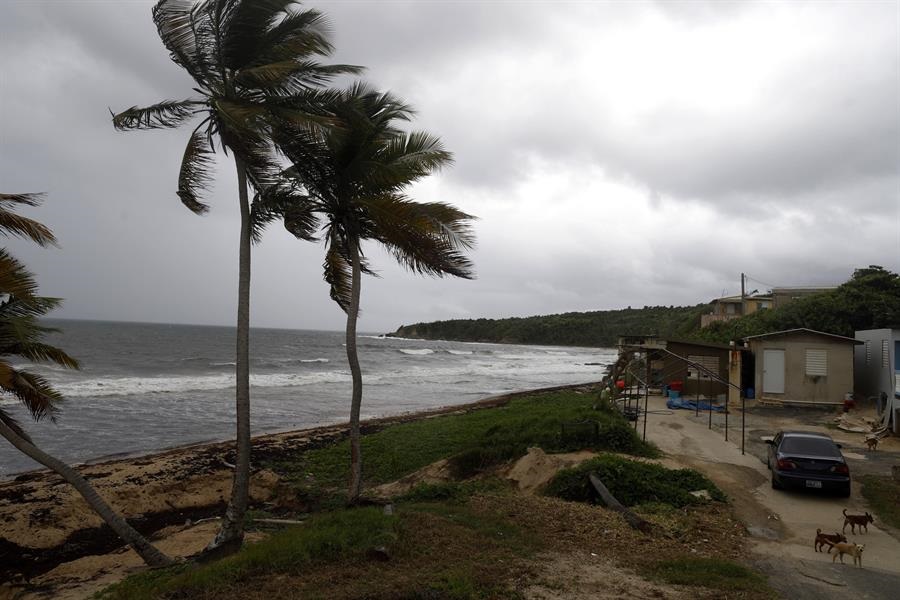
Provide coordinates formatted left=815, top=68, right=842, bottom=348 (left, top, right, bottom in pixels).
left=642, top=395, right=900, bottom=599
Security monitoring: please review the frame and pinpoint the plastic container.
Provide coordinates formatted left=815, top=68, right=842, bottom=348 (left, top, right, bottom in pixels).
left=745, top=388, right=755, bottom=399
left=669, top=380, right=684, bottom=392
left=668, top=389, right=681, bottom=400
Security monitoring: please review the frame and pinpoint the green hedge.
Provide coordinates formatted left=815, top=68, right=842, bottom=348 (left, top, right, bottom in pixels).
left=544, top=454, right=725, bottom=507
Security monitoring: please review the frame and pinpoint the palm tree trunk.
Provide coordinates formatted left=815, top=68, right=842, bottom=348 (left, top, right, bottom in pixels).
left=207, top=156, right=252, bottom=552
left=0, top=419, right=173, bottom=567
left=346, top=240, right=364, bottom=503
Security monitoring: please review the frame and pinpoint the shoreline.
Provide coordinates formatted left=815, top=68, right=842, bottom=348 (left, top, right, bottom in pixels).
left=0, top=381, right=601, bottom=583
left=3, top=380, right=602, bottom=482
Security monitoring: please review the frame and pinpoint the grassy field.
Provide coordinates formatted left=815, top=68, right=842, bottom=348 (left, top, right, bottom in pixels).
left=860, top=474, right=900, bottom=530
left=96, top=389, right=772, bottom=600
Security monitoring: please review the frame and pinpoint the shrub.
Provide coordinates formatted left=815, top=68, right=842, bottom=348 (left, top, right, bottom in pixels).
left=544, top=454, right=725, bottom=507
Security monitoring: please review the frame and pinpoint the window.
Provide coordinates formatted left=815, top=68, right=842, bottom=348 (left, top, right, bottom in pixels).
left=688, top=355, right=719, bottom=380
left=806, top=349, right=827, bottom=376
left=883, top=340, right=890, bottom=369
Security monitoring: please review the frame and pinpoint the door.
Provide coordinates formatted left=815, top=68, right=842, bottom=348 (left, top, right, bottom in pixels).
left=763, top=349, right=785, bottom=394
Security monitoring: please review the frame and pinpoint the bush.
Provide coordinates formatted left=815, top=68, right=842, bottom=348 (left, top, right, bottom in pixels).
left=596, top=421, right=654, bottom=456
left=544, top=454, right=725, bottom=508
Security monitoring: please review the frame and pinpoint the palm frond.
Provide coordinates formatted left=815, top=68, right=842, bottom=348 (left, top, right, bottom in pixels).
left=152, top=0, right=206, bottom=82
left=250, top=6, right=340, bottom=67
left=323, top=235, right=352, bottom=312
left=251, top=180, right=320, bottom=242
left=0, top=193, right=58, bottom=246
left=0, top=362, right=62, bottom=423
left=0, top=408, right=31, bottom=443
left=366, top=195, right=476, bottom=280
left=0, top=250, right=40, bottom=300
left=16, top=342, right=80, bottom=370
left=112, top=99, right=204, bottom=131
left=221, top=0, right=296, bottom=69
left=177, top=126, right=216, bottom=214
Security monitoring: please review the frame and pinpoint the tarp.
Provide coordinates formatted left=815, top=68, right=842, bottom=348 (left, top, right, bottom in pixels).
left=666, top=397, right=724, bottom=412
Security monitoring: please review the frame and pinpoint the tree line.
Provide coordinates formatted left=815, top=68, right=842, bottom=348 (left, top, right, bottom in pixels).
left=391, top=304, right=711, bottom=347
left=393, top=266, right=900, bottom=349
left=2, top=0, right=474, bottom=566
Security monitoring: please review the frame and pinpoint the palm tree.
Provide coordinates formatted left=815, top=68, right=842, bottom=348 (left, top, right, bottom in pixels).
left=271, top=85, right=475, bottom=502
left=0, top=193, right=173, bottom=567
left=112, top=0, right=359, bottom=552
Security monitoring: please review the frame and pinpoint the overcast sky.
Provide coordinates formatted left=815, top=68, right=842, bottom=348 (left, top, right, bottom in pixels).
left=1, top=0, right=898, bottom=333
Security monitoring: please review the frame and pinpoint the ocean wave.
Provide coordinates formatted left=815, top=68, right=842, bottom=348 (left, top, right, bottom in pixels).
left=446, top=350, right=473, bottom=355
left=299, top=358, right=330, bottom=363
left=399, top=349, right=434, bottom=356
left=53, top=370, right=352, bottom=398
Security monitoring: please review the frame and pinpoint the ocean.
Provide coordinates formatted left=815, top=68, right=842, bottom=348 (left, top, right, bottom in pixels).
left=0, top=319, right=616, bottom=477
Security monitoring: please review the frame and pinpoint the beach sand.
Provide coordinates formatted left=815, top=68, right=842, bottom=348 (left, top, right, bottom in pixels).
left=1, top=383, right=595, bottom=595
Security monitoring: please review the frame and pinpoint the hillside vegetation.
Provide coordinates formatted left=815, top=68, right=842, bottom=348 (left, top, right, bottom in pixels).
left=391, top=266, right=900, bottom=347
left=390, top=304, right=710, bottom=347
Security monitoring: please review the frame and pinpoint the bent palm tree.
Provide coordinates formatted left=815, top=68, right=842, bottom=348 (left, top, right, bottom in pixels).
left=0, top=193, right=172, bottom=567
left=112, top=0, right=359, bottom=551
left=272, top=85, right=475, bottom=502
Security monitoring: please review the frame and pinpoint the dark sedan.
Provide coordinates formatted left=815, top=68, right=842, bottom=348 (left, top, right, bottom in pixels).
left=765, top=431, right=851, bottom=497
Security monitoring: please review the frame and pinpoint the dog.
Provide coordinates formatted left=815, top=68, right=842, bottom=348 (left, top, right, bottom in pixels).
left=831, top=542, right=865, bottom=567
left=865, top=437, right=878, bottom=451
left=814, top=528, right=847, bottom=552
left=843, top=509, right=874, bottom=534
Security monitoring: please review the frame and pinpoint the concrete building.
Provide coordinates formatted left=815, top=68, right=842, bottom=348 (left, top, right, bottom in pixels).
left=744, top=329, right=860, bottom=404
left=700, top=294, right=773, bottom=328
left=854, top=328, right=900, bottom=433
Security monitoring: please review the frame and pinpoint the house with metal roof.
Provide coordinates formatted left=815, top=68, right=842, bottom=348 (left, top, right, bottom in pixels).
left=744, top=328, right=861, bottom=405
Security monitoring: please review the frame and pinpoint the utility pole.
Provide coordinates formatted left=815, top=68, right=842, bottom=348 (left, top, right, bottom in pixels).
left=740, top=272, right=746, bottom=316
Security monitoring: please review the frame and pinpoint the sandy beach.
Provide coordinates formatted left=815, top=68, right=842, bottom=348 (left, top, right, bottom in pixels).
left=1, top=382, right=595, bottom=596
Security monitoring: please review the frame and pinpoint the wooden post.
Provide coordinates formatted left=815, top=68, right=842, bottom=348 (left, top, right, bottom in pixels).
left=589, top=473, right=651, bottom=533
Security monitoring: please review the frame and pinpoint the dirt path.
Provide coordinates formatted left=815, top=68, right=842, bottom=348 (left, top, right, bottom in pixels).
left=642, top=395, right=900, bottom=598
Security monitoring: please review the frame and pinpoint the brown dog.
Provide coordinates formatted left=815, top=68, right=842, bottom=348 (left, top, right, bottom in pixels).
left=865, top=437, right=878, bottom=451
left=831, top=542, right=865, bottom=567
left=814, top=528, right=847, bottom=552
left=843, top=509, right=874, bottom=534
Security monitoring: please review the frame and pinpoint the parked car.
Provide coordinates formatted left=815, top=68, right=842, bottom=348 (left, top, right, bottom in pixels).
left=765, top=431, right=851, bottom=497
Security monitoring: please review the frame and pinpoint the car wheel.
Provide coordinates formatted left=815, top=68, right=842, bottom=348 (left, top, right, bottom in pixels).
left=771, top=474, right=781, bottom=490
left=840, top=486, right=851, bottom=498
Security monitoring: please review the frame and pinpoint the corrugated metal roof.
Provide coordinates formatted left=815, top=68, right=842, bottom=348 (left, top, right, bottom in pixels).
left=743, top=328, right=861, bottom=344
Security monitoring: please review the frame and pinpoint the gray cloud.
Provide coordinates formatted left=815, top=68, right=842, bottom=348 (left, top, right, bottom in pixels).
left=1, top=0, right=897, bottom=334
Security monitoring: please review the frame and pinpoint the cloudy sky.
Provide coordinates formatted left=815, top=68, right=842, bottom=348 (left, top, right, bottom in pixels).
left=1, top=0, right=898, bottom=333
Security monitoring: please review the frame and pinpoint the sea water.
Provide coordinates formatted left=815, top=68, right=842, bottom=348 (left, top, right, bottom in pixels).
left=0, top=319, right=615, bottom=477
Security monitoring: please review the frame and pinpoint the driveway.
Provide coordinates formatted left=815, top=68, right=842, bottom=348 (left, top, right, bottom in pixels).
left=643, top=395, right=900, bottom=599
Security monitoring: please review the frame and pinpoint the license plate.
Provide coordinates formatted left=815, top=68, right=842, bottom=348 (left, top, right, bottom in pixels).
left=806, top=480, right=823, bottom=489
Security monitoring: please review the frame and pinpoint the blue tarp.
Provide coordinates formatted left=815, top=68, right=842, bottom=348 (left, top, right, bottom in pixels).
left=666, top=397, right=725, bottom=412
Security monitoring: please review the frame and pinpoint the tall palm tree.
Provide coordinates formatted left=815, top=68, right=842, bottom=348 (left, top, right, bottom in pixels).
left=270, top=85, right=475, bottom=502
left=0, top=193, right=173, bottom=567
left=112, top=0, right=359, bottom=551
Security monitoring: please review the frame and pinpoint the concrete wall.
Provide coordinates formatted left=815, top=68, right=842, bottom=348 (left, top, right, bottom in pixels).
left=749, top=332, right=855, bottom=403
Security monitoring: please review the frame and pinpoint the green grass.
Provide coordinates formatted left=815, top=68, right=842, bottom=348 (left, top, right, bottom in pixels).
left=266, top=390, right=658, bottom=504
left=95, top=507, right=397, bottom=600
left=860, top=474, right=900, bottom=530
left=544, top=453, right=726, bottom=508
left=646, top=557, right=769, bottom=593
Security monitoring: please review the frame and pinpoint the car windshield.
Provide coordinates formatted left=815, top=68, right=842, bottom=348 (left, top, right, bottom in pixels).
left=780, top=436, right=841, bottom=457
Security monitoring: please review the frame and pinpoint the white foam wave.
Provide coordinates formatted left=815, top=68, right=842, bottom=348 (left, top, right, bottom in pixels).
left=54, top=370, right=352, bottom=398
left=299, top=358, right=329, bottom=363
left=447, top=350, right=473, bottom=355
left=399, top=349, right=434, bottom=355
